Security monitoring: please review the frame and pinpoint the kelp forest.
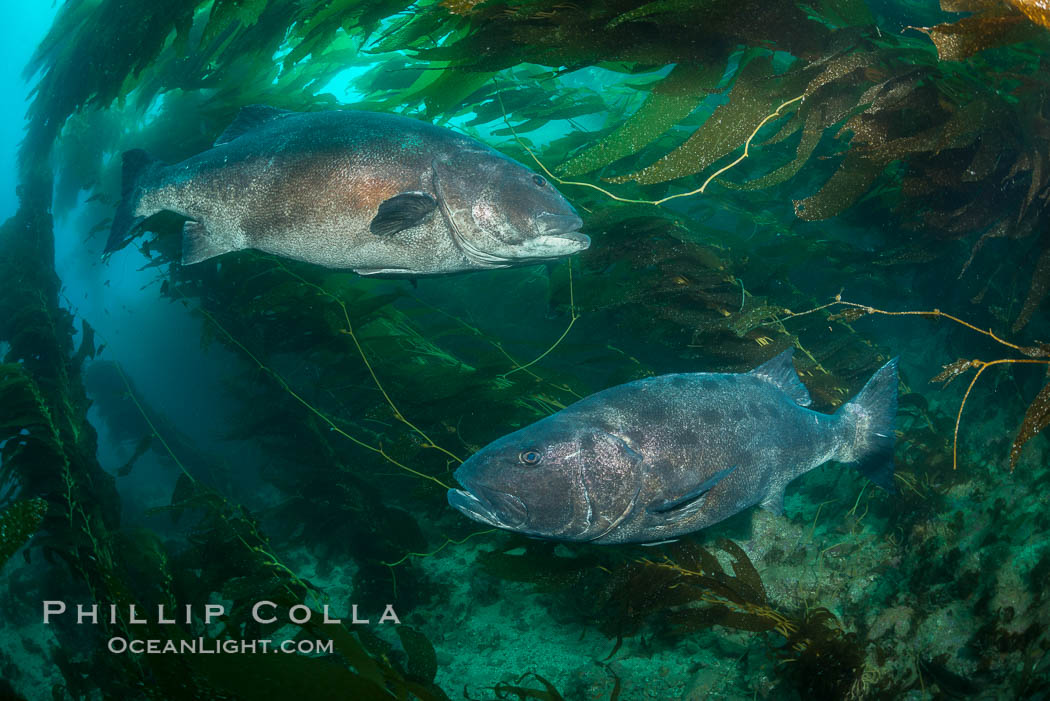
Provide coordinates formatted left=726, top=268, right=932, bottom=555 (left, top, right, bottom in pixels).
left=1, top=0, right=1049, bottom=699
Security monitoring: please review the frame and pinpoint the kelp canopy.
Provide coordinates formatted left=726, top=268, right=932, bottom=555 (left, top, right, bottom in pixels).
left=2, top=0, right=1050, bottom=699
left=23, top=0, right=1050, bottom=335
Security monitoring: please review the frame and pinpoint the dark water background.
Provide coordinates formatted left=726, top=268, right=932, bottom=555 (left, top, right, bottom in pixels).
left=1, top=1, right=1049, bottom=699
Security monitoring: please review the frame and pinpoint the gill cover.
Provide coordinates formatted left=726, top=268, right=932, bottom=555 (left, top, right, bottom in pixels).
left=432, top=151, right=508, bottom=266
left=576, top=432, right=645, bottom=541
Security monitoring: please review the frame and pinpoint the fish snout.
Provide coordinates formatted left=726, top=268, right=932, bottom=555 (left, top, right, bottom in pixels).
left=448, top=478, right=529, bottom=529
left=536, top=212, right=584, bottom=236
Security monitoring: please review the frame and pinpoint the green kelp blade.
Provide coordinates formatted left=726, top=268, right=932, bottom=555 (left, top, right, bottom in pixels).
left=368, top=8, right=458, bottom=53
left=606, top=0, right=698, bottom=29
left=200, top=0, right=268, bottom=45
left=608, top=55, right=785, bottom=186
left=355, top=55, right=426, bottom=94
left=283, top=0, right=404, bottom=68
left=0, top=498, right=48, bottom=571
left=424, top=70, right=496, bottom=119
left=813, top=0, right=876, bottom=28
left=559, top=62, right=722, bottom=177
left=0, top=364, right=64, bottom=461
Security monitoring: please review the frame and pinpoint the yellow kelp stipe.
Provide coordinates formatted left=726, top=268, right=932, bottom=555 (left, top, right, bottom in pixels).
left=501, top=93, right=805, bottom=207
left=777, top=298, right=1050, bottom=472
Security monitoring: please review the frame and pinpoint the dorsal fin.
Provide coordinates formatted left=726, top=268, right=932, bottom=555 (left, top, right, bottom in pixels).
left=214, top=105, right=292, bottom=146
left=750, top=348, right=812, bottom=406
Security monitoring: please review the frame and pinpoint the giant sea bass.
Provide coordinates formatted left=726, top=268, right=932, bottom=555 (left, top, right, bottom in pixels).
left=106, top=106, right=588, bottom=276
left=448, top=349, right=899, bottom=544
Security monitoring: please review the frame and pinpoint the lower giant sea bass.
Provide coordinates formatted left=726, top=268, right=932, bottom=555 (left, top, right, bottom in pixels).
left=448, top=349, right=898, bottom=544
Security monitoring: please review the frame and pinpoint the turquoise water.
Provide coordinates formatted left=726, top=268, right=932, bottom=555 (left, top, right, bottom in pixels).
left=1, top=2, right=1049, bottom=699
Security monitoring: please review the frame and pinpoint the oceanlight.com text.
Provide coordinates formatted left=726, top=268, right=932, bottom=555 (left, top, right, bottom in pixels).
left=107, top=637, right=335, bottom=655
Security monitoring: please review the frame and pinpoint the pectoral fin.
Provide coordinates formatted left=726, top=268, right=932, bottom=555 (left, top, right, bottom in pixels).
left=760, top=489, right=785, bottom=515
left=369, top=192, right=438, bottom=236
left=648, top=464, right=737, bottom=516
left=181, top=220, right=235, bottom=265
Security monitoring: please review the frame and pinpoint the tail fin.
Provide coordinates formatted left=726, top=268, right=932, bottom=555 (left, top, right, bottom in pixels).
left=836, top=358, right=899, bottom=492
left=105, top=149, right=162, bottom=256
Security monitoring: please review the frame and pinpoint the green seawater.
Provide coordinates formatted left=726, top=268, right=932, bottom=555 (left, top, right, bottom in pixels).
left=1, top=1, right=1049, bottom=699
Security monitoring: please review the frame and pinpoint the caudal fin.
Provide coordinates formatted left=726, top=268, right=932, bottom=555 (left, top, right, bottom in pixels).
left=105, top=149, right=162, bottom=256
left=837, top=358, right=899, bottom=492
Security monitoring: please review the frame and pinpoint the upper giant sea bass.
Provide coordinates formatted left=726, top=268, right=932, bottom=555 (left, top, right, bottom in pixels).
left=448, top=349, right=899, bottom=544
left=105, top=105, right=588, bottom=276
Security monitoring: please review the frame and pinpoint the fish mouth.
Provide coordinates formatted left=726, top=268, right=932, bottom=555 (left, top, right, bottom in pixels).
left=537, top=212, right=585, bottom=237
left=528, top=212, right=589, bottom=258
left=513, top=230, right=590, bottom=261
left=453, top=228, right=589, bottom=266
left=447, top=484, right=528, bottom=530
left=446, top=206, right=589, bottom=267
left=447, top=489, right=507, bottom=528
left=541, top=231, right=590, bottom=252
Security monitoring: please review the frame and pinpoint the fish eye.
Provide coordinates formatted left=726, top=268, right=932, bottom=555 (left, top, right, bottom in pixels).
left=532, top=175, right=547, bottom=188
left=519, top=450, right=543, bottom=466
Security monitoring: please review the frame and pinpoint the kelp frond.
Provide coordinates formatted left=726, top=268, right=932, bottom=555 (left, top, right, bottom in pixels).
left=0, top=498, right=48, bottom=571
left=778, top=298, right=1050, bottom=470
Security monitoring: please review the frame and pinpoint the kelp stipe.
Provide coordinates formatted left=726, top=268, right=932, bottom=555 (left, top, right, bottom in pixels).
left=774, top=297, right=1050, bottom=471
